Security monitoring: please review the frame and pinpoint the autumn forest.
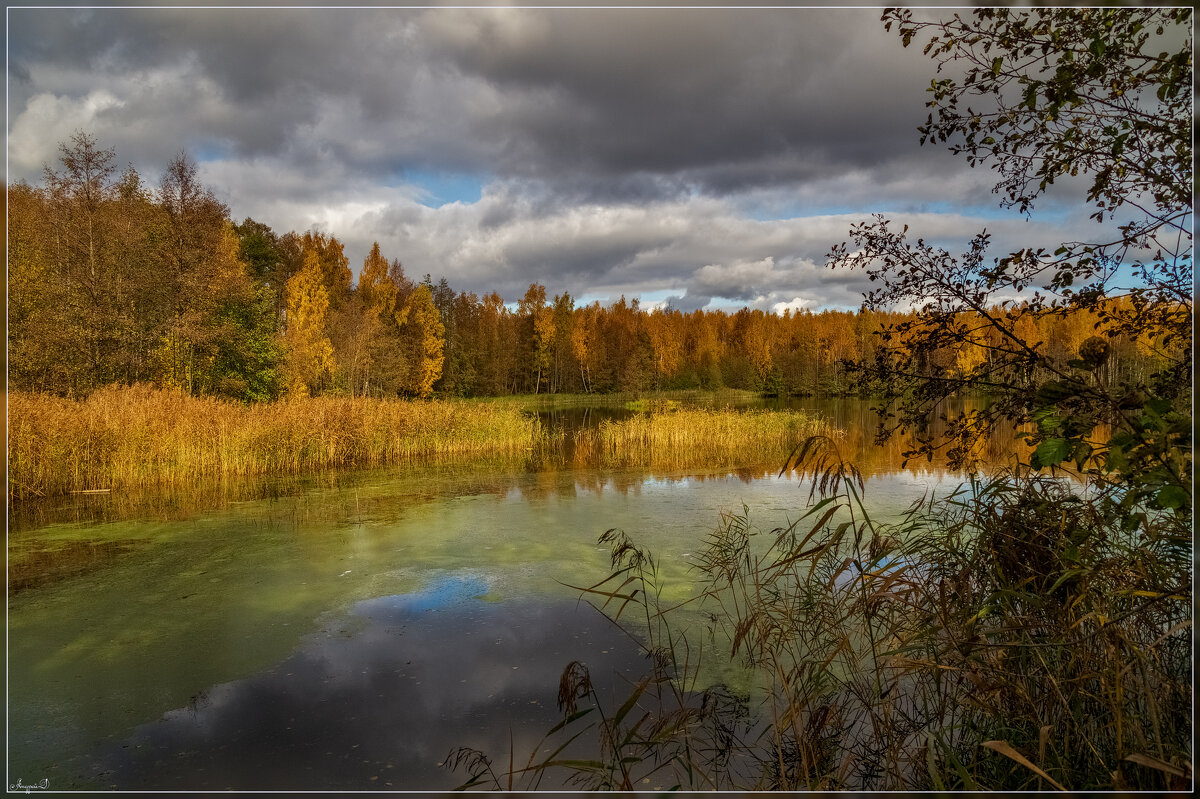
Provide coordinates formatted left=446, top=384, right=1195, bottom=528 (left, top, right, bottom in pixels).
left=7, top=133, right=1168, bottom=406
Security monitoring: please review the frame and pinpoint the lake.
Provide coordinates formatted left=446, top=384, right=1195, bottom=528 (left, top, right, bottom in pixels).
left=8, top=397, right=997, bottom=791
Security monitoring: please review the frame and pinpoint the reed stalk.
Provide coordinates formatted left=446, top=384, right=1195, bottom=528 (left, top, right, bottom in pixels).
left=450, top=436, right=1192, bottom=792
left=8, top=388, right=834, bottom=500
left=573, top=408, right=832, bottom=470
left=7, top=385, right=542, bottom=499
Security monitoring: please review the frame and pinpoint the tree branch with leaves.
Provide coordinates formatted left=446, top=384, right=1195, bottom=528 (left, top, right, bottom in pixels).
left=832, top=8, right=1191, bottom=519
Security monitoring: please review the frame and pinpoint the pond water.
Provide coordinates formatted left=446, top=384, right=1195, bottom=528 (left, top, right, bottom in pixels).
left=8, top=397, right=1002, bottom=791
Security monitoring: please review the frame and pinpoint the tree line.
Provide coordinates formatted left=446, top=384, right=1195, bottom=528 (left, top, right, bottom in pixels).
left=7, top=132, right=1175, bottom=403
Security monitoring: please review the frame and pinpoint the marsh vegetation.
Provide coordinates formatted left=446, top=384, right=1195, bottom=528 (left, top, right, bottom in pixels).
left=449, top=438, right=1189, bottom=791
left=7, top=385, right=838, bottom=500
left=7, top=385, right=538, bottom=498
left=6, top=6, right=1191, bottom=793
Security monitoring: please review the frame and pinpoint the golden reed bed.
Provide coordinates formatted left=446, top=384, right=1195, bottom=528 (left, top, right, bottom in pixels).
left=7, top=385, right=539, bottom=498
left=8, top=386, right=834, bottom=499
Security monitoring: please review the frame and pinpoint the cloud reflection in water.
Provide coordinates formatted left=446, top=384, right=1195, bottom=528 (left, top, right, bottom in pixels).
left=96, top=573, right=644, bottom=790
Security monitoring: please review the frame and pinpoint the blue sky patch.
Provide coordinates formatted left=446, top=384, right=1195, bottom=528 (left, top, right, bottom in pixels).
left=405, top=170, right=485, bottom=208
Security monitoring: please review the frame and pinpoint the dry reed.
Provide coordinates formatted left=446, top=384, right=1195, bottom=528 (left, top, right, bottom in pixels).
left=8, top=389, right=836, bottom=500
left=572, top=407, right=832, bottom=469
left=7, top=385, right=542, bottom=499
left=458, top=436, right=1192, bottom=791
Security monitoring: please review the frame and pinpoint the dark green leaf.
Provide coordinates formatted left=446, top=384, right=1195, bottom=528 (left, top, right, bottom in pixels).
left=1033, top=438, right=1071, bottom=467
left=1155, top=484, right=1188, bottom=510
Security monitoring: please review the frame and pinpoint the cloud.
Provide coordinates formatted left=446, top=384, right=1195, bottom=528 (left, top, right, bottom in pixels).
left=216, top=171, right=1092, bottom=314
left=772, top=297, right=814, bottom=315
left=7, top=7, right=1104, bottom=313
left=9, top=90, right=125, bottom=170
left=417, top=8, right=945, bottom=196
left=693, top=257, right=788, bottom=301
left=7, top=7, right=945, bottom=193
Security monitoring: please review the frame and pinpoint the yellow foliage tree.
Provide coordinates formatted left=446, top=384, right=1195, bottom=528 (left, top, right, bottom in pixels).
left=337, top=242, right=400, bottom=396
left=532, top=310, right=556, bottom=394
left=571, top=303, right=599, bottom=393
left=645, top=309, right=683, bottom=384
left=283, top=249, right=336, bottom=396
left=300, top=230, right=352, bottom=307
left=519, top=283, right=555, bottom=393
left=358, top=242, right=397, bottom=317
left=738, top=309, right=773, bottom=381
left=953, top=313, right=989, bottom=376
left=403, top=283, right=445, bottom=398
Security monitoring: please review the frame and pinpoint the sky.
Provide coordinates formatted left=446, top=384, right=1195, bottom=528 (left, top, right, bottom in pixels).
left=7, top=4, right=1107, bottom=312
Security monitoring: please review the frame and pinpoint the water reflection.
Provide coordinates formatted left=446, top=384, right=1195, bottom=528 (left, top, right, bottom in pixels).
left=91, top=575, right=644, bottom=791
left=9, top=538, right=145, bottom=593
left=8, top=397, right=1019, bottom=791
left=11, top=461, right=974, bottom=537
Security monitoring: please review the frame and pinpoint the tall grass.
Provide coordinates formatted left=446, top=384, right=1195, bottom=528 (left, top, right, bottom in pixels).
left=7, top=385, right=542, bottom=499
left=8, top=387, right=834, bottom=500
left=449, top=436, right=1192, bottom=791
left=572, top=408, right=831, bottom=470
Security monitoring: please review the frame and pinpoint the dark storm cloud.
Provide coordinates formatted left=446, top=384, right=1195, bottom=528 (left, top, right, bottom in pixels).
left=420, top=8, right=940, bottom=198
left=10, top=60, right=32, bottom=83
left=8, top=6, right=942, bottom=195
left=9, top=6, right=1079, bottom=312
left=8, top=8, right=411, bottom=167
